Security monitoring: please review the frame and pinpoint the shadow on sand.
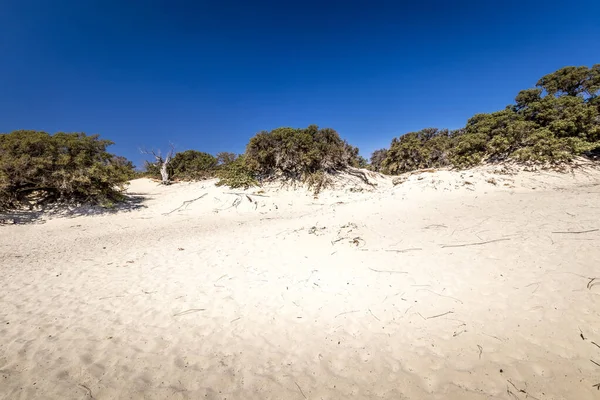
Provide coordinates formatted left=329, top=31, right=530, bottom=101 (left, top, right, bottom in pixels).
left=0, top=194, right=148, bottom=225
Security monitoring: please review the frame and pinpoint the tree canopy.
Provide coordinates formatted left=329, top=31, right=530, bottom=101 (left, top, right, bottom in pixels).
left=0, top=131, right=134, bottom=210
left=376, top=64, right=600, bottom=174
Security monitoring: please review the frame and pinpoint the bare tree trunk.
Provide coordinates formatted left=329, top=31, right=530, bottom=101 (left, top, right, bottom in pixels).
left=140, top=144, right=175, bottom=185
left=160, top=150, right=173, bottom=185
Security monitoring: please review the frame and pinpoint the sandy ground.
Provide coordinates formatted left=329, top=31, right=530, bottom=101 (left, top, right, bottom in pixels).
left=2, top=166, right=600, bottom=399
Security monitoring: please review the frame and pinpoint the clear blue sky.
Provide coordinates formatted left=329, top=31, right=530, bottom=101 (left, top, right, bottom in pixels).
left=1, top=0, right=599, bottom=167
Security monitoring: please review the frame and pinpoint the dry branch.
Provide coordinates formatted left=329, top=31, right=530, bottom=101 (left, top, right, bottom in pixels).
left=552, top=228, right=598, bottom=234
left=173, top=308, right=206, bottom=317
left=335, top=310, right=359, bottom=318
left=417, top=288, right=463, bottom=304
left=441, top=238, right=510, bottom=248
left=163, top=193, right=207, bottom=215
left=427, top=311, right=454, bottom=319
left=368, top=267, right=408, bottom=274
left=385, top=247, right=422, bottom=253
left=225, top=192, right=270, bottom=198
left=368, top=309, right=381, bottom=321
left=295, top=382, right=307, bottom=399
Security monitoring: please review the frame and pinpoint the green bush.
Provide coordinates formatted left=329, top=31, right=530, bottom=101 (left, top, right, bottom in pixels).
left=381, top=128, right=452, bottom=174
left=381, top=64, right=600, bottom=173
left=215, top=155, right=257, bottom=189
left=169, top=150, right=217, bottom=181
left=370, top=149, right=388, bottom=172
left=244, top=125, right=360, bottom=180
left=0, top=130, right=134, bottom=210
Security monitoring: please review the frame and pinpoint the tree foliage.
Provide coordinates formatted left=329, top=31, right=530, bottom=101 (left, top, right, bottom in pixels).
left=245, top=125, right=360, bottom=180
left=216, top=152, right=238, bottom=166
left=381, top=128, right=452, bottom=174
left=0, top=130, right=134, bottom=210
left=169, top=150, right=217, bottom=180
left=380, top=65, right=600, bottom=173
left=370, top=149, right=388, bottom=172
left=215, top=155, right=257, bottom=189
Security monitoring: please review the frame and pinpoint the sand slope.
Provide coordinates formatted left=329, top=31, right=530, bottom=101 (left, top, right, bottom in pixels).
left=2, top=166, right=600, bottom=399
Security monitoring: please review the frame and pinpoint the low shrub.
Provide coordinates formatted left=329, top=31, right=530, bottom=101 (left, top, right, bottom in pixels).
left=244, top=125, right=360, bottom=180
left=380, top=65, right=600, bottom=173
left=215, top=155, right=257, bottom=189
left=0, top=130, right=134, bottom=210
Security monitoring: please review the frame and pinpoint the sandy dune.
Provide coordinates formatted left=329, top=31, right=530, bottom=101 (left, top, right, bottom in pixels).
left=2, top=166, right=600, bottom=399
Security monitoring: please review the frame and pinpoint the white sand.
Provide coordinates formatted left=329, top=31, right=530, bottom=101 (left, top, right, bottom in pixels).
left=2, top=166, right=600, bottom=399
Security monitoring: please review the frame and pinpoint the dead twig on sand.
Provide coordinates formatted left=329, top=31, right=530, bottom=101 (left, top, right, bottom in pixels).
left=368, top=309, right=381, bottom=321
left=591, top=341, right=600, bottom=350
left=385, top=247, right=422, bottom=253
left=423, top=224, right=447, bottom=229
left=507, top=380, right=541, bottom=400
left=163, top=193, right=207, bottom=215
left=98, top=295, right=125, bottom=300
left=369, top=267, right=408, bottom=274
left=214, top=274, right=228, bottom=288
left=417, top=288, right=463, bottom=304
left=525, top=282, right=541, bottom=294
left=441, top=238, right=510, bottom=248
left=552, top=228, right=599, bottom=234
left=477, top=345, right=483, bottom=359
left=483, top=333, right=504, bottom=342
left=427, top=311, right=454, bottom=319
left=79, top=384, right=95, bottom=399
left=335, top=310, right=359, bottom=318
left=591, top=360, right=600, bottom=368
left=588, top=278, right=599, bottom=290
left=225, top=192, right=270, bottom=198
left=295, top=382, right=307, bottom=399
left=173, top=308, right=205, bottom=317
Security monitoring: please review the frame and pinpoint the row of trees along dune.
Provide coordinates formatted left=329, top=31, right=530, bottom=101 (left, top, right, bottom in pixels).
left=1, top=65, right=599, bottom=210
left=373, top=65, right=600, bottom=174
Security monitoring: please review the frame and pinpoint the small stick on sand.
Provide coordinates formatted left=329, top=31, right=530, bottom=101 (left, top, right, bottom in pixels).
left=384, top=248, right=422, bottom=253
left=588, top=278, right=598, bottom=290
left=335, top=310, right=359, bottom=318
left=440, top=238, right=510, bottom=248
left=417, top=289, right=463, bottom=304
left=507, top=380, right=540, bottom=400
left=591, top=341, right=600, bottom=349
left=368, top=309, right=381, bottom=321
left=79, top=384, right=95, bottom=399
left=551, top=228, right=598, bottom=234
left=163, top=193, right=207, bottom=215
left=477, top=345, right=483, bottom=359
left=98, top=295, right=125, bottom=300
left=368, top=267, right=408, bottom=274
left=173, top=308, right=205, bottom=317
left=427, top=311, right=454, bottom=319
left=591, top=360, right=600, bottom=367
left=295, top=382, right=307, bottom=399
left=226, top=192, right=270, bottom=198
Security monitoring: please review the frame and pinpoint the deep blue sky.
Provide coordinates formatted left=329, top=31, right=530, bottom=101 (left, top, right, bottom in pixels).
left=1, top=0, right=599, bottom=167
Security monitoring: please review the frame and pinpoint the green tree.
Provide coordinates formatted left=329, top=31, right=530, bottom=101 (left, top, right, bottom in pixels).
left=216, top=152, right=237, bottom=166
left=370, top=148, right=388, bottom=171
left=245, top=125, right=358, bottom=180
left=0, top=130, right=134, bottom=209
left=169, top=150, right=217, bottom=180
left=382, top=128, right=451, bottom=174
left=536, top=65, right=600, bottom=97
